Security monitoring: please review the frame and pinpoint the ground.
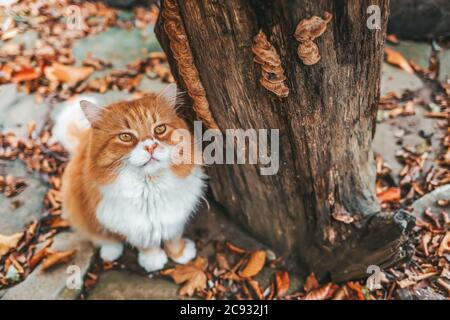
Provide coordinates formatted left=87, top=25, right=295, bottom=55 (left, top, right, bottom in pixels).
left=0, top=2, right=449, bottom=300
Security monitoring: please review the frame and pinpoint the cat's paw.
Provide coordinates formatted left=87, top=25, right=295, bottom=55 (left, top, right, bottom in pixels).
left=100, top=243, right=124, bottom=262
left=171, top=238, right=196, bottom=265
left=138, top=249, right=168, bottom=273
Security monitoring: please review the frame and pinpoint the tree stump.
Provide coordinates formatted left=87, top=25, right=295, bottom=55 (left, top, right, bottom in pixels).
left=155, top=0, right=415, bottom=281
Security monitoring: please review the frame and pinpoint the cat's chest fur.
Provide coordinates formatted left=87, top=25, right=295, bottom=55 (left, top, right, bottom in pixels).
left=96, top=166, right=205, bottom=248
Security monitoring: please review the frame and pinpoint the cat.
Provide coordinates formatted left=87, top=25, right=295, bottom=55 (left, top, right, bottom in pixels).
left=53, top=84, right=206, bottom=272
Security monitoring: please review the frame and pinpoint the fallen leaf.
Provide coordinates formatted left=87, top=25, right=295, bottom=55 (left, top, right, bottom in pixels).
left=437, top=231, right=450, bottom=257
left=275, top=270, right=290, bottom=297
left=386, top=34, right=399, bottom=44
left=239, top=250, right=266, bottom=278
left=304, top=272, right=319, bottom=293
left=0, top=232, right=23, bottom=257
left=246, top=278, right=264, bottom=300
left=161, top=256, right=207, bottom=296
left=226, top=241, right=247, bottom=255
left=40, top=249, right=76, bottom=271
left=29, top=240, right=53, bottom=269
left=347, top=281, right=365, bottom=300
left=384, top=47, right=414, bottom=73
left=332, top=285, right=350, bottom=300
left=377, top=187, right=401, bottom=203
left=437, top=278, right=450, bottom=294
left=45, top=62, right=93, bottom=86
left=216, top=252, right=230, bottom=270
left=303, top=283, right=336, bottom=300
left=12, top=68, right=40, bottom=83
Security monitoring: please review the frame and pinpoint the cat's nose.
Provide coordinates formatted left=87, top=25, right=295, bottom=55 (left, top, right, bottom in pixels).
left=144, top=143, right=157, bottom=155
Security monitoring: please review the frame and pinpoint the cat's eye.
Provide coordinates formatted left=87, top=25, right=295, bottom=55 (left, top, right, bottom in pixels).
left=154, top=124, right=167, bottom=135
left=118, top=133, right=133, bottom=143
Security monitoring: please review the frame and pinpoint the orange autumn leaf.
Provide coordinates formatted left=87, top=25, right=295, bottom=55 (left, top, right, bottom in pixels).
left=304, top=272, right=319, bottom=293
left=40, top=249, right=76, bottom=271
left=239, top=250, right=266, bottom=278
left=0, top=232, right=23, bottom=257
left=303, top=282, right=336, bottom=300
left=377, top=187, right=401, bottom=203
left=12, top=68, right=40, bottom=83
left=384, top=47, right=414, bottom=74
left=246, top=278, right=264, bottom=300
left=275, top=270, right=290, bottom=297
left=347, top=281, right=365, bottom=300
left=226, top=241, right=247, bottom=255
left=161, top=256, right=207, bottom=296
left=386, top=34, right=399, bottom=44
left=29, top=240, right=53, bottom=269
left=45, top=62, right=93, bottom=86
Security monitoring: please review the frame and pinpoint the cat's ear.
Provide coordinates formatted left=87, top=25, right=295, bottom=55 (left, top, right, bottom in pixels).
left=80, top=100, right=102, bottom=124
left=158, top=83, right=178, bottom=108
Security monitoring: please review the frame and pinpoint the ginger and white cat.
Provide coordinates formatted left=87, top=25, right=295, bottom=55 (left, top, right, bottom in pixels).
left=54, top=84, right=206, bottom=272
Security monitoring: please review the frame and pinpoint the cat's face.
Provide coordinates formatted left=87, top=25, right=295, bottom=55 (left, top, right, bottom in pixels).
left=81, top=85, right=194, bottom=177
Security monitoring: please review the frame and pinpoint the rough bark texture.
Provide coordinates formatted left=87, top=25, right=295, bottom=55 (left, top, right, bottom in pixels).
left=156, top=0, right=415, bottom=281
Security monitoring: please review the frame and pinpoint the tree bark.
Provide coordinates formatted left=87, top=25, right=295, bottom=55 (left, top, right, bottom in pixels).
left=155, top=0, right=415, bottom=281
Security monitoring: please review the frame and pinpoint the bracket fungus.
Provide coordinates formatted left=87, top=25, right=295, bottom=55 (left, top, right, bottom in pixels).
left=252, top=30, right=289, bottom=98
left=294, top=12, right=332, bottom=65
left=161, top=0, right=218, bottom=129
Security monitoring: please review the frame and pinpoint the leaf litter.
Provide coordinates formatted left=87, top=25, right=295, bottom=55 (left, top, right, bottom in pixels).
left=0, top=1, right=449, bottom=300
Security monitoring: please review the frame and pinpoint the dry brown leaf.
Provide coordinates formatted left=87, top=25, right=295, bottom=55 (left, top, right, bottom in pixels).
left=246, top=278, right=264, bottom=300
left=384, top=47, right=414, bottom=74
left=377, top=187, right=401, bottom=203
left=303, top=282, right=336, bottom=300
left=45, top=62, right=93, bottom=86
left=12, top=68, right=40, bottom=83
left=275, top=270, right=290, bottom=297
left=161, top=256, right=207, bottom=296
left=304, top=272, right=319, bottom=293
left=239, top=250, right=266, bottom=278
left=332, top=285, right=350, bottom=300
left=437, top=278, right=450, bottom=294
left=0, top=232, right=23, bottom=257
left=226, top=241, right=247, bottom=255
left=216, top=252, right=230, bottom=270
left=347, top=281, right=365, bottom=300
left=29, top=240, right=53, bottom=269
left=437, top=231, right=450, bottom=257
left=40, top=249, right=76, bottom=271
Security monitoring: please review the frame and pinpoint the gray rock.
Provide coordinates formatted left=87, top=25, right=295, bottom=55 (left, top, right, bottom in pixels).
left=0, top=84, right=51, bottom=138
left=1, top=232, right=94, bottom=300
left=88, top=271, right=193, bottom=300
left=373, top=104, right=442, bottom=183
left=411, top=185, right=450, bottom=218
left=72, top=26, right=161, bottom=70
left=381, top=63, right=423, bottom=96
left=0, top=160, right=47, bottom=234
left=440, top=48, right=450, bottom=81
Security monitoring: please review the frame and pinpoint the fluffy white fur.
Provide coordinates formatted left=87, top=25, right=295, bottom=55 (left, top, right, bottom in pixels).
left=96, top=164, right=206, bottom=249
left=138, top=249, right=168, bottom=272
left=52, top=96, right=97, bottom=153
left=100, top=242, right=124, bottom=262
